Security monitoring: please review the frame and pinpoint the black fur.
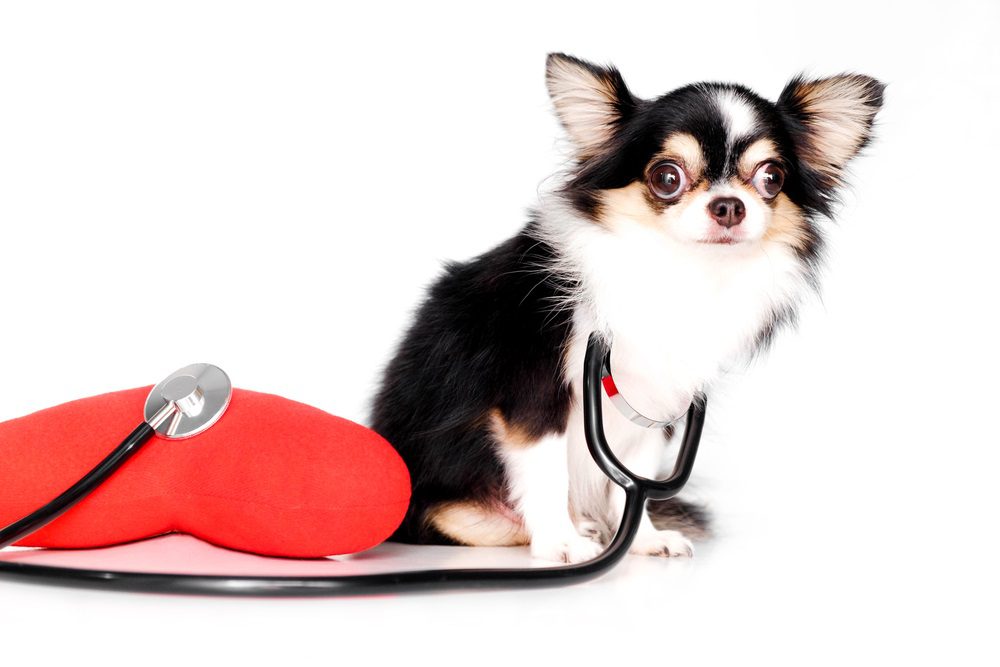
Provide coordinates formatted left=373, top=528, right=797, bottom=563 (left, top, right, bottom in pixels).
left=371, top=220, right=576, bottom=543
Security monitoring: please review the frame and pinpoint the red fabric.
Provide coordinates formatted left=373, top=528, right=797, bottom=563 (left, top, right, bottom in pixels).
left=0, top=388, right=410, bottom=558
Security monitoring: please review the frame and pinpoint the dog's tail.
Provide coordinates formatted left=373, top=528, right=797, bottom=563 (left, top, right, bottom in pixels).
left=646, top=497, right=712, bottom=540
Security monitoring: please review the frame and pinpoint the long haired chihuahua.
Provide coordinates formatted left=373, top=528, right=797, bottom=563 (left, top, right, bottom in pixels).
left=372, top=54, right=883, bottom=562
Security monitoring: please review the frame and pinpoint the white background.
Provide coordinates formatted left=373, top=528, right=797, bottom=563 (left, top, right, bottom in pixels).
left=1, top=1, right=998, bottom=664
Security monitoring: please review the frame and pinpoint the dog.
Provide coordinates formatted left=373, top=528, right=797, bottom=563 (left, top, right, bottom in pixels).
left=371, top=53, right=884, bottom=563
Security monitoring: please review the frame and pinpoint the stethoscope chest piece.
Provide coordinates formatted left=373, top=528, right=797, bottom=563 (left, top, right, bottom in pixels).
left=144, top=363, right=232, bottom=439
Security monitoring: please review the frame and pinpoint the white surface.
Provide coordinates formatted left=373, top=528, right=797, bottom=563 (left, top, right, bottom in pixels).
left=2, top=534, right=563, bottom=575
left=1, top=1, right=998, bottom=664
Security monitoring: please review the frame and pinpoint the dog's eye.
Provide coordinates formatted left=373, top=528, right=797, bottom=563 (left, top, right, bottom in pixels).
left=647, top=161, right=688, bottom=201
left=752, top=162, right=785, bottom=199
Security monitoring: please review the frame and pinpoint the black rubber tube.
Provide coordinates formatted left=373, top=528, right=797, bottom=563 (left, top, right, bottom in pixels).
left=583, top=341, right=707, bottom=501
left=0, top=334, right=705, bottom=596
left=0, top=422, right=155, bottom=550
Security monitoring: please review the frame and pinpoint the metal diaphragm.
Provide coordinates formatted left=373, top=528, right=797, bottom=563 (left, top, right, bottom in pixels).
left=143, top=363, right=232, bottom=439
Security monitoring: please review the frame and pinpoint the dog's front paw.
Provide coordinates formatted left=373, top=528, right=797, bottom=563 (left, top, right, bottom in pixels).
left=530, top=532, right=604, bottom=564
left=629, top=529, right=694, bottom=558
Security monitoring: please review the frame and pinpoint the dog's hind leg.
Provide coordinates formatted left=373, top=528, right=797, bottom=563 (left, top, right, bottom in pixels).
left=425, top=500, right=530, bottom=547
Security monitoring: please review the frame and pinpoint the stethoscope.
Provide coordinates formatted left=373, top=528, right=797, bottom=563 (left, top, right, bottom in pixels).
left=0, top=333, right=705, bottom=596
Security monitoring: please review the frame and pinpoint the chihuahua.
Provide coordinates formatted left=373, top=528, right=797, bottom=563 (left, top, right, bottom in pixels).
left=372, top=54, right=883, bottom=563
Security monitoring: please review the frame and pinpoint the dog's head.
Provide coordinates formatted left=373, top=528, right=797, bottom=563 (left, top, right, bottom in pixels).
left=545, top=53, right=884, bottom=261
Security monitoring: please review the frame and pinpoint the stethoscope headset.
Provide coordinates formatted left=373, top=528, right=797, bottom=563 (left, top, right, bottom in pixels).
left=0, top=334, right=705, bottom=596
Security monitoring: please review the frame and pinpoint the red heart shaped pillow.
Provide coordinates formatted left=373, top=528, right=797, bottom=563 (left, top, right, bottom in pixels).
left=0, top=387, right=410, bottom=558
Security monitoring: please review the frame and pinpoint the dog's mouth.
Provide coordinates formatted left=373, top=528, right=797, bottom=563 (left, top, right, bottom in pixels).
left=697, top=234, right=746, bottom=246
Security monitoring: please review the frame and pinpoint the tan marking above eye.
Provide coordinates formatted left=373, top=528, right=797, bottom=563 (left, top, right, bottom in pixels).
left=738, top=138, right=781, bottom=178
left=653, top=132, right=706, bottom=180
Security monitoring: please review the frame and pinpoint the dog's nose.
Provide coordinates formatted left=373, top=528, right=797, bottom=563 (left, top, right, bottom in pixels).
left=707, top=197, right=746, bottom=228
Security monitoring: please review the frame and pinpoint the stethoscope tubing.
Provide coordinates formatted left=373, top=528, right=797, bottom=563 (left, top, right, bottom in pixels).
left=0, top=423, right=155, bottom=551
left=0, top=334, right=705, bottom=596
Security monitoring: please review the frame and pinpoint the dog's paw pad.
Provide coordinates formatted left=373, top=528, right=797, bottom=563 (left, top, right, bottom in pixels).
left=629, top=530, right=694, bottom=558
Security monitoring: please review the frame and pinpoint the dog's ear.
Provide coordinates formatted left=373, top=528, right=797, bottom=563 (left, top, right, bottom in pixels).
left=546, top=53, right=637, bottom=160
left=778, top=74, right=885, bottom=191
